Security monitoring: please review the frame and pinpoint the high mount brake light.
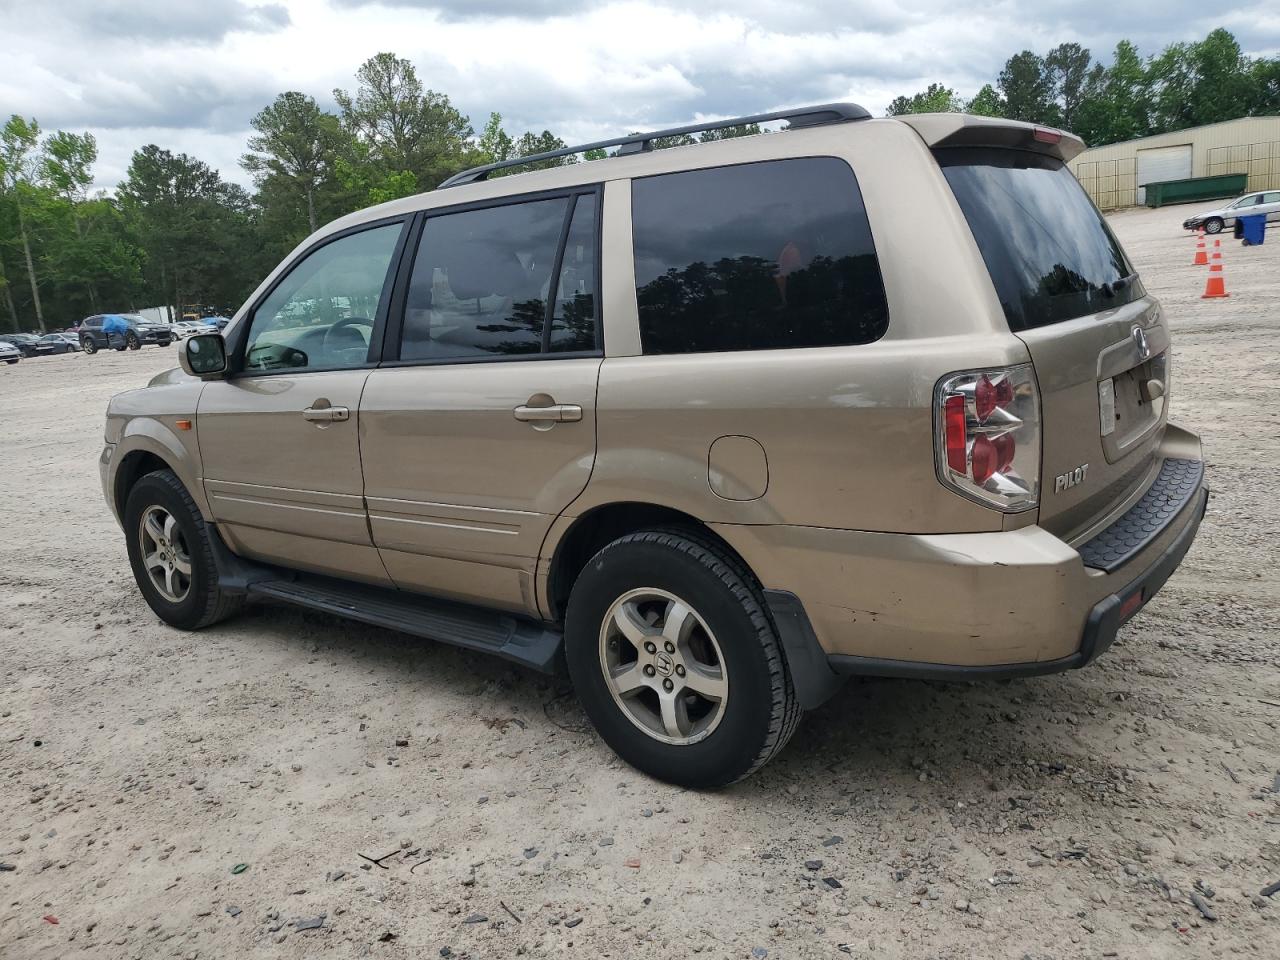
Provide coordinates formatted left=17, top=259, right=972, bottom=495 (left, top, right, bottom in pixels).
left=1032, top=127, right=1062, bottom=145
left=935, top=365, right=1040, bottom=512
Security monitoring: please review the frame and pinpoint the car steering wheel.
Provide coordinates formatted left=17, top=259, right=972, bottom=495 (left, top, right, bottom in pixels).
left=322, top=316, right=373, bottom=355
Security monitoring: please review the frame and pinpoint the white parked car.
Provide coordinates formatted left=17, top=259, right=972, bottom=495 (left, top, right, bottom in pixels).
left=170, top=321, right=204, bottom=338
left=1183, top=190, right=1280, bottom=234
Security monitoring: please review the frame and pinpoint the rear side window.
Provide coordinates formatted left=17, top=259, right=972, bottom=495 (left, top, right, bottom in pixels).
left=400, top=191, right=599, bottom=361
left=938, top=148, right=1139, bottom=331
left=631, top=158, right=889, bottom=355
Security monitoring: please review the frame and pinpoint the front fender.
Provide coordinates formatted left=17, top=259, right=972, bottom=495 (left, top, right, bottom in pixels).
left=109, top=421, right=213, bottom=521
left=105, top=376, right=210, bottom=521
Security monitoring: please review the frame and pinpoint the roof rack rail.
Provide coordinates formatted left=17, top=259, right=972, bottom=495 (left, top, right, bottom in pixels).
left=438, top=102, right=871, bottom=188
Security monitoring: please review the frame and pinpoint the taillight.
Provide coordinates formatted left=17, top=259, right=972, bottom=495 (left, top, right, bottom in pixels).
left=935, top=364, right=1040, bottom=512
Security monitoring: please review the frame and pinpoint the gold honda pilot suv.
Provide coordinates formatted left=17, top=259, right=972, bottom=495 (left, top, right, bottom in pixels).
left=101, top=105, right=1207, bottom=787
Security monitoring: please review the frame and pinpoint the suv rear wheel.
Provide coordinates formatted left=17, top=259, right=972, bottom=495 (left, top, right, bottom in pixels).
left=564, top=529, right=800, bottom=788
left=126, top=331, right=141, bottom=350
left=124, top=469, right=242, bottom=630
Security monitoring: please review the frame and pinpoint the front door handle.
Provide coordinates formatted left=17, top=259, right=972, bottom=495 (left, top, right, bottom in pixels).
left=513, top=403, right=583, bottom=423
left=303, top=403, right=349, bottom=423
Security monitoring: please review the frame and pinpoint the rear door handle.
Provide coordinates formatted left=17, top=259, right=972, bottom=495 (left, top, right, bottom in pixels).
left=513, top=403, right=582, bottom=423
left=303, top=404, right=349, bottom=422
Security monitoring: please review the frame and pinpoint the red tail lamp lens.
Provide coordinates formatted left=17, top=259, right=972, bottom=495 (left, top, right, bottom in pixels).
left=971, top=435, right=997, bottom=485
left=992, top=433, right=1015, bottom=473
left=975, top=374, right=996, bottom=421
left=1033, top=127, right=1062, bottom=144
left=944, top=395, right=967, bottom=473
left=974, top=375, right=1014, bottom=421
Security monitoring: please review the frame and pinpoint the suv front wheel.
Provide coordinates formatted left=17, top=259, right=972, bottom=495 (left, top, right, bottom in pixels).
left=81, top=337, right=97, bottom=354
left=124, top=469, right=242, bottom=630
left=565, top=529, right=800, bottom=788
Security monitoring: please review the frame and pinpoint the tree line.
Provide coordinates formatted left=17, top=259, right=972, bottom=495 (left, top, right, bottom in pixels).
left=4, top=30, right=1277, bottom=333
left=0, top=51, right=764, bottom=334
left=888, top=28, right=1280, bottom=146
left=0, top=53, right=624, bottom=333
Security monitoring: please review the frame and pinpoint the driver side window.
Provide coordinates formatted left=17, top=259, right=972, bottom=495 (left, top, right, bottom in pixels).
left=244, top=222, right=404, bottom=372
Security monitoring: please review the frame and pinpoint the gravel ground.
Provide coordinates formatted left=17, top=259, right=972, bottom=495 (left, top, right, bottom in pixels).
left=1, top=205, right=1278, bottom=959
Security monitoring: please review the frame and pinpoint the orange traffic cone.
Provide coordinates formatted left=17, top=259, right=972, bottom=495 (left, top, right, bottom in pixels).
left=1201, top=260, right=1229, bottom=298
left=1193, top=236, right=1208, bottom=265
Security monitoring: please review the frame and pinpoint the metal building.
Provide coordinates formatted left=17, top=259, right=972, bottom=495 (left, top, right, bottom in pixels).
left=1069, top=115, right=1280, bottom=210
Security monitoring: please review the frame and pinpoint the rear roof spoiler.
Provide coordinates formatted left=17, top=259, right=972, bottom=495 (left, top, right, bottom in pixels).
left=895, top=113, right=1085, bottom=163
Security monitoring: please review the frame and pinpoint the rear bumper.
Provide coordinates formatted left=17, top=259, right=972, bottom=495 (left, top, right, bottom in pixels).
left=817, top=480, right=1206, bottom=682
left=718, top=444, right=1207, bottom=706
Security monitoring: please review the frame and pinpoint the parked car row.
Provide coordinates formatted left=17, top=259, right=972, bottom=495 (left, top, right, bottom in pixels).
left=0, top=315, right=232, bottom=366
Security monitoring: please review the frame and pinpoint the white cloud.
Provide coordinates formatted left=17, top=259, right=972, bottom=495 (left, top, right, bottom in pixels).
left=0, top=0, right=1275, bottom=192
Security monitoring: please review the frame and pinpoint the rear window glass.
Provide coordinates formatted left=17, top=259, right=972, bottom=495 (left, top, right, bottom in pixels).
left=938, top=148, right=1140, bottom=331
left=631, top=158, right=889, bottom=355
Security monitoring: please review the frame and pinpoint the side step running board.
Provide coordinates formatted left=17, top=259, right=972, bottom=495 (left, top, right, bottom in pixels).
left=246, top=574, right=564, bottom=674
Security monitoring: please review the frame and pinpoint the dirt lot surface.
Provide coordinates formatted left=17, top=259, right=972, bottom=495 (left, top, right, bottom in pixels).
left=2, top=205, right=1278, bottom=959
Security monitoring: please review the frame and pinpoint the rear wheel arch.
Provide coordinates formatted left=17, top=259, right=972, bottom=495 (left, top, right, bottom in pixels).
left=545, top=501, right=760, bottom=621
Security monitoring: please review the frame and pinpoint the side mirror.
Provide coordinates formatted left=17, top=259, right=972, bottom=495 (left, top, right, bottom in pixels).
left=180, top=333, right=228, bottom=379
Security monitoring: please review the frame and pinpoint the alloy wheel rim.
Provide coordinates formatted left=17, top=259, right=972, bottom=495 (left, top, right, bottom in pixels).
left=138, top=505, right=192, bottom=603
left=598, top=587, right=728, bottom=746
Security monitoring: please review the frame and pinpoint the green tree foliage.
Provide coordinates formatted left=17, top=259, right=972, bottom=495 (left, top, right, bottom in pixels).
left=476, top=112, right=515, bottom=164
left=333, top=53, right=473, bottom=197
left=1, top=116, right=47, bottom=330
left=1147, top=28, right=1260, bottom=132
left=118, top=145, right=259, bottom=318
left=999, top=51, right=1059, bottom=124
left=890, top=28, right=1275, bottom=146
left=966, top=84, right=1005, bottom=117
left=1073, top=40, right=1151, bottom=145
left=886, top=83, right=965, bottom=116
left=242, top=92, right=343, bottom=235
left=1045, top=43, right=1096, bottom=131
left=699, top=122, right=762, bottom=140
left=512, top=130, right=573, bottom=171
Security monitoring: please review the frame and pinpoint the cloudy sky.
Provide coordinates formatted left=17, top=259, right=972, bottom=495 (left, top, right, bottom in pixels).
left=2, top=0, right=1277, bottom=192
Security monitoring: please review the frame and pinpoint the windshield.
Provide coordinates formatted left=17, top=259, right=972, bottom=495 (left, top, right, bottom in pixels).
left=937, top=148, right=1140, bottom=331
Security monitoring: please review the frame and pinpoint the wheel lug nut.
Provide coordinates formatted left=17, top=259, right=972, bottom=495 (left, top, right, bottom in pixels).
left=644, top=665, right=656, bottom=677
left=664, top=641, right=675, bottom=653
left=676, top=665, right=685, bottom=677
left=662, top=678, right=674, bottom=692
left=644, top=641, right=656, bottom=654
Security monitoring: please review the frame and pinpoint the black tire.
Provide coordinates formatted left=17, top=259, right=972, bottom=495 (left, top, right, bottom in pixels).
left=123, top=469, right=242, bottom=630
left=81, top=337, right=97, bottom=355
left=126, top=332, right=141, bottom=350
left=4, top=358, right=17, bottom=364
left=564, top=529, right=801, bottom=788
left=1204, top=217, right=1224, bottom=235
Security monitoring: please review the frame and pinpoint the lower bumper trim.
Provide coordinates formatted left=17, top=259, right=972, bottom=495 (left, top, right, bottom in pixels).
left=828, top=651, right=1080, bottom=682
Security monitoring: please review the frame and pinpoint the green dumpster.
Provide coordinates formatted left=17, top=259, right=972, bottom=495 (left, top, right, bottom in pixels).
left=1143, top=174, right=1249, bottom=208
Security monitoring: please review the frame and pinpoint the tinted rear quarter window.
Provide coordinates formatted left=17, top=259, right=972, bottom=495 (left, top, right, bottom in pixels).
left=631, top=158, right=889, bottom=355
left=938, top=148, right=1140, bottom=331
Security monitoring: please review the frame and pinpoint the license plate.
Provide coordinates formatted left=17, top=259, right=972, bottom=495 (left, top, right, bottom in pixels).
left=1098, top=378, right=1116, bottom=437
